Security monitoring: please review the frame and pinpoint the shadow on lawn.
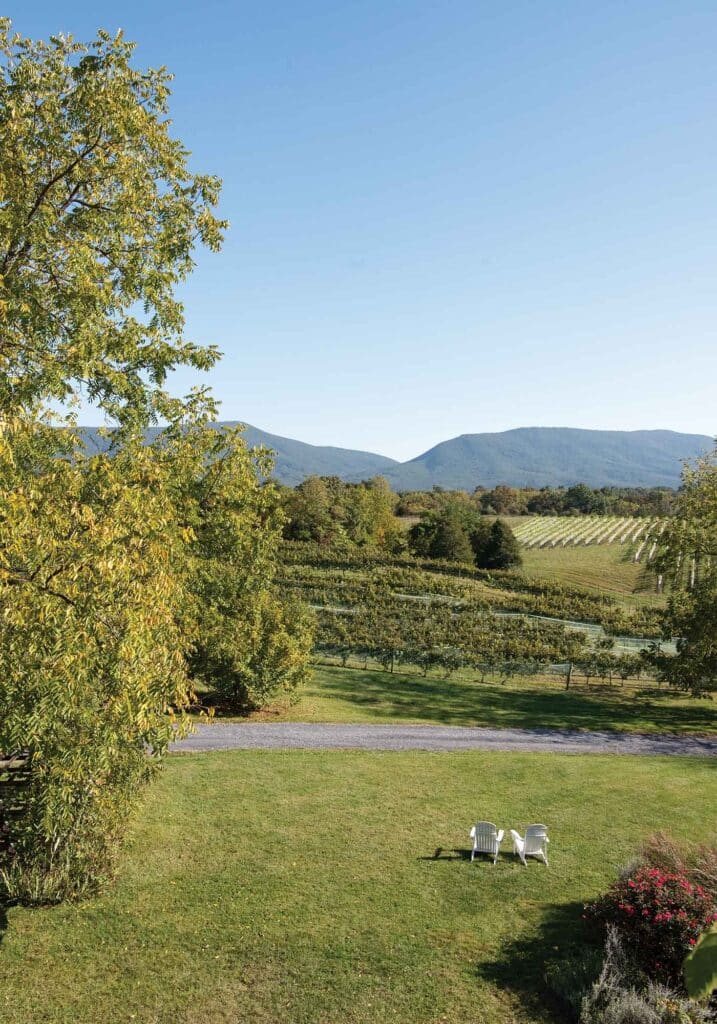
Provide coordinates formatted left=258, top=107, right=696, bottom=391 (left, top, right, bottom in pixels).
left=0, top=902, right=8, bottom=948
left=418, top=846, right=473, bottom=861
left=476, top=899, right=593, bottom=1022
left=314, top=668, right=716, bottom=734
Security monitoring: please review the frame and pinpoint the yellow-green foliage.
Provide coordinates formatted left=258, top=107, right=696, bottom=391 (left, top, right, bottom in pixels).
left=656, top=449, right=717, bottom=695
left=0, top=20, right=225, bottom=425
left=0, top=422, right=194, bottom=900
left=164, top=419, right=314, bottom=710
left=0, top=24, right=312, bottom=901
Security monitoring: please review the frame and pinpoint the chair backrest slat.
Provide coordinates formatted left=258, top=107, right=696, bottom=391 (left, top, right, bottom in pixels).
left=524, top=824, right=548, bottom=854
left=471, top=821, right=498, bottom=852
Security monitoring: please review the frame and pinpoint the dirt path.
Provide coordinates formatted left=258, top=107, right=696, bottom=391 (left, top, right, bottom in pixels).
left=171, top=722, right=717, bottom=757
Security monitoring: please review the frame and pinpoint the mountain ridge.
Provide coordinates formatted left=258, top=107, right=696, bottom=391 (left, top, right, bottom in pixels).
left=79, top=423, right=713, bottom=490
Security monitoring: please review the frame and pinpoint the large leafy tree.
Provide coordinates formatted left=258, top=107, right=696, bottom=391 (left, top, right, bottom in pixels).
left=476, top=519, right=522, bottom=570
left=0, top=20, right=225, bottom=424
left=408, top=501, right=480, bottom=563
left=283, top=476, right=339, bottom=544
left=653, top=448, right=717, bottom=696
left=0, top=23, right=310, bottom=901
left=428, top=508, right=475, bottom=563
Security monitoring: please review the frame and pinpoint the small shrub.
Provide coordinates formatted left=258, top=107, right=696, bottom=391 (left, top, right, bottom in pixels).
left=585, top=865, right=717, bottom=985
left=641, top=833, right=689, bottom=877
left=580, top=928, right=710, bottom=1024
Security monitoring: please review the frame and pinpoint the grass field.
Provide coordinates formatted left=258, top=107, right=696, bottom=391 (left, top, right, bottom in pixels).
left=519, top=544, right=664, bottom=608
left=1, top=750, right=716, bottom=1024
left=245, top=665, right=717, bottom=735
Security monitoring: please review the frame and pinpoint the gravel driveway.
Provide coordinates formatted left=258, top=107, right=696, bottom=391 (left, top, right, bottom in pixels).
left=171, top=722, right=717, bottom=757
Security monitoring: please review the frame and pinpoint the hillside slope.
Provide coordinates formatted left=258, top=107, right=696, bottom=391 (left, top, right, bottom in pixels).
left=384, top=427, right=712, bottom=490
left=80, top=423, right=399, bottom=486
left=79, top=424, right=713, bottom=490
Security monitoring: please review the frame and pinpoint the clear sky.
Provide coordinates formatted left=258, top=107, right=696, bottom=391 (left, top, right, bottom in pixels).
left=12, top=1, right=717, bottom=460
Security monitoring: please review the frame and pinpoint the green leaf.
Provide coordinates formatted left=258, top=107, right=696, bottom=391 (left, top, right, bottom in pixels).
left=684, top=924, right=717, bottom=1001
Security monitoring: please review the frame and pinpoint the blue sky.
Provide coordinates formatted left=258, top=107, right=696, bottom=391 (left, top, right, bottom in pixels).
left=13, top=1, right=717, bottom=459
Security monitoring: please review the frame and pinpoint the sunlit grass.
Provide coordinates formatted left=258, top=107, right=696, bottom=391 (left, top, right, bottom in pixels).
left=518, top=542, right=665, bottom=608
left=245, top=664, right=717, bottom=736
left=1, top=750, right=715, bottom=1023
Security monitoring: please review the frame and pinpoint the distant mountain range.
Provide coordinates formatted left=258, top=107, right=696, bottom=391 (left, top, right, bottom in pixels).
left=81, top=424, right=713, bottom=491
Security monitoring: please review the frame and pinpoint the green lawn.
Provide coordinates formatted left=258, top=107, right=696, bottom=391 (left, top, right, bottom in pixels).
left=247, top=664, right=717, bottom=736
left=2, top=750, right=716, bottom=1024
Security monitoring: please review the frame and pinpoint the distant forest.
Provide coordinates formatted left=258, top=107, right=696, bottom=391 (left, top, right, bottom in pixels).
left=279, top=476, right=677, bottom=568
left=396, top=481, right=677, bottom=517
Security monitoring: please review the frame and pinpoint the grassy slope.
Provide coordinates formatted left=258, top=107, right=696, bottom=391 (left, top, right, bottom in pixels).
left=248, top=665, right=717, bottom=736
left=2, top=750, right=716, bottom=1024
left=396, top=515, right=664, bottom=609
left=519, top=543, right=664, bottom=609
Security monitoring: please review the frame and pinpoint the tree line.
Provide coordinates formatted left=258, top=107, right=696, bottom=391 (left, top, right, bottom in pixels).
left=280, top=477, right=678, bottom=555
left=397, top=482, right=678, bottom=517
left=280, top=474, right=403, bottom=550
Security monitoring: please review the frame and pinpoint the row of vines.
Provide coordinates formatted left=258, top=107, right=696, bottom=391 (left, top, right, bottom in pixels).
left=279, top=542, right=668, bottom=683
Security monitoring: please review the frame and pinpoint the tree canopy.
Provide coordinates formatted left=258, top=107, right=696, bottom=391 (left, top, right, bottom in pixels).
left=0, top=24, right=310, bottom=901
left=0, top=20, right=225, bottom=426
left=407, top=502, right=522, bottom=570
left=653, top=448, right=717, bottom=696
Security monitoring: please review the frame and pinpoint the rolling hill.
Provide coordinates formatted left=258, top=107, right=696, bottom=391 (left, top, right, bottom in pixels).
left=80, top=424, right=713, bottom=490
left=385, top=427, right=713, bottom=490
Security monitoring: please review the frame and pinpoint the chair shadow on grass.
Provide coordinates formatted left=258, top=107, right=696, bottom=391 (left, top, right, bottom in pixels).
left=418, top=846, right=474, bottom=861
left=476, top=899, right=595, bottom=1022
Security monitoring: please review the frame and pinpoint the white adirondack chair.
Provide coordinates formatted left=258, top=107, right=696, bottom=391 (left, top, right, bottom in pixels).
left=470, top=822, right=504, bottom=864
left=510, top=824, right=549, bottom=866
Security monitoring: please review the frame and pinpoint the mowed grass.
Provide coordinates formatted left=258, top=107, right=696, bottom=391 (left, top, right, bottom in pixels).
left=2, top=750, right=716, bottom=1024
left=517, top=543, right=665, bottom=609
left=248, top=664, right=717, bottom=736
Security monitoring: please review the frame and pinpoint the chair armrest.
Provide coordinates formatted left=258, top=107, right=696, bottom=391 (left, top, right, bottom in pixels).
left=496, top=829, right=505, bottom=843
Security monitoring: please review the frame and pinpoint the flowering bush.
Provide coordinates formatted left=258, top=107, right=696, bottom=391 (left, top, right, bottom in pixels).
left=585, top=865, right=717, bottom=985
